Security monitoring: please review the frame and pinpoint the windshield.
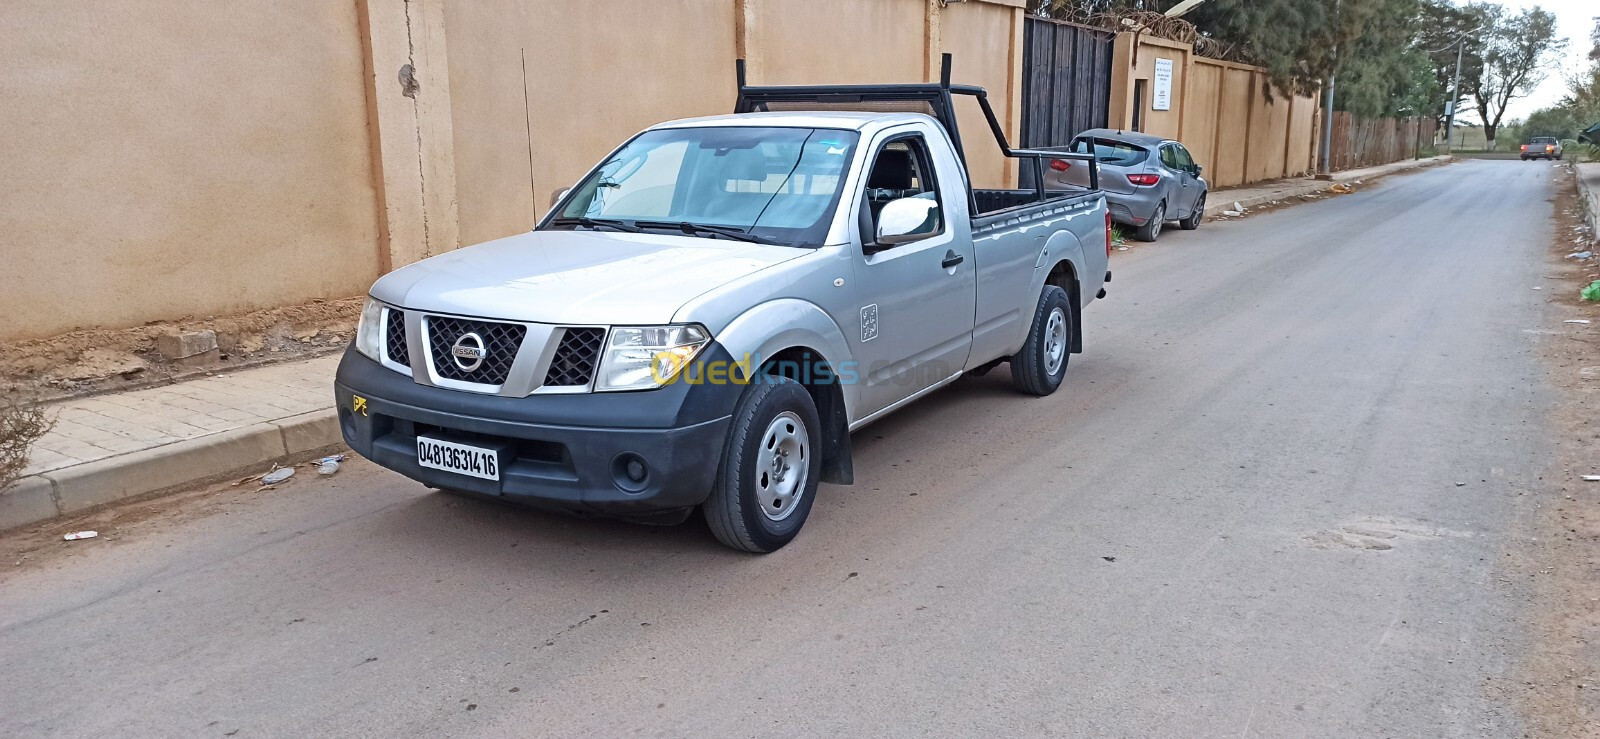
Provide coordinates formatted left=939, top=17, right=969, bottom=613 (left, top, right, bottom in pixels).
left=546, top=126, right=860, bottom=247
left=1071, top=138, right=1147, bottom=167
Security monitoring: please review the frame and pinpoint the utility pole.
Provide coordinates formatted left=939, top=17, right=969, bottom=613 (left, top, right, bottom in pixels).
left=1443, top=36, right=1465, bottom=153
left=1321, top=73, right=1336, bottom=175
left=1319, top=0, right=1339, bottom=176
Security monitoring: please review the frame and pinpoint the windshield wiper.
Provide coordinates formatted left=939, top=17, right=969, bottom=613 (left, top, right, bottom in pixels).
left=636, top=221, right=778, bottom=245
left=547, top=216, right=644, bottom=234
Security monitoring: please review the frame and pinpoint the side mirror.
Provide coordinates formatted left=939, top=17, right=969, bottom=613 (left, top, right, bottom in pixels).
left=875, top=197, right=941, bottom=246
left=1192, top=164, right=1203, bottom=176
left=549, top=187, right=572, bottom=208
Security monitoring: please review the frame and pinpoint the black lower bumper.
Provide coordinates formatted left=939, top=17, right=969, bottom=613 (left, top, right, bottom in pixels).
left=334, top=349, right=739, bottom=517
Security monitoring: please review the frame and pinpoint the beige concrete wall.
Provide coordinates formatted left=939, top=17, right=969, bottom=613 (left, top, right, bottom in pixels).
left=1, top=0, right=1032, bottom=343
left=940, top=0, right=1023, bottom=189
left=444, top=0, right=739, bottom=245
left=1110, top=33, right=1319, bottom=189
left=443, top=0, right=1028, bottom=249
left=750, top=0, right=926, bottom=85
left=0, top=0, right=381, bottom=342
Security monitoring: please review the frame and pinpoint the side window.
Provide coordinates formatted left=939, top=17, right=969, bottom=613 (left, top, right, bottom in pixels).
left=1172, top=145, right=1195, bottom=171
left=860, top=135, right=943, bottom=247
left=1159, top=145, right=1179, bottom=170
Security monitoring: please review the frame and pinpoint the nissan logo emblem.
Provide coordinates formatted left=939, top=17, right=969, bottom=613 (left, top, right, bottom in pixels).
left=450, top=332, right=487, bottom=372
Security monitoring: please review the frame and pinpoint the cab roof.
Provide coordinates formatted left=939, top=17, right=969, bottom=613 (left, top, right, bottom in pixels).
left=653, top=111, right=935, bottom=133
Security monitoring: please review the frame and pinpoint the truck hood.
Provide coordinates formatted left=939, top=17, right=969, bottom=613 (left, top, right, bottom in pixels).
left=370, top=229, right=805, bottom=325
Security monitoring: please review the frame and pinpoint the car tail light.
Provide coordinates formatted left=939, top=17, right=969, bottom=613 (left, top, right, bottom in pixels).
left=1521, top=145, right=1528, bottom=151
left=1127, top=173, right=1161, bottom=186
left=1049, top=159, right=1071, bottom=172
left=1546, top=145, right=1555, bottom=152
left=1105, top=209, right=1113, bottom=257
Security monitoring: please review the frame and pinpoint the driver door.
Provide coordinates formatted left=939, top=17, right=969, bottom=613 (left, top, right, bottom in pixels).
left=846, top=128, right=976, bottom=419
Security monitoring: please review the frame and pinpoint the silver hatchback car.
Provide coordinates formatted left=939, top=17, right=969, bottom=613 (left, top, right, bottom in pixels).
left=1045, top=129, right=1208, bottom=242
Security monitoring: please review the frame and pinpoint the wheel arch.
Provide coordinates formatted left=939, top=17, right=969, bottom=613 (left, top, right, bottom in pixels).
left=713, top=299, right=856, bottom=485
left=756, top=345, right=853, bottom=485
left=1042, top=258, right=1084, bottom=353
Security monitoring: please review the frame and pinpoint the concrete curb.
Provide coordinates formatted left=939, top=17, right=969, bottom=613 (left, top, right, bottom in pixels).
left=1575, top=162, right=1600, bottom=243
left=0, top=409, right=342, bottom=532
left=1205, top=155, right=1453, bottom=220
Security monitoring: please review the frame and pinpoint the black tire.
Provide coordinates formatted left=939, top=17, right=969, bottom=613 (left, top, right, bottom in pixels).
left=1178, top=193, right=1205, bottom=230
left=1133, top=202, right=1165, bottom=242
left=1010, top=286, right=1074, bottom=396
left=703, top=375, right=822, bottom=553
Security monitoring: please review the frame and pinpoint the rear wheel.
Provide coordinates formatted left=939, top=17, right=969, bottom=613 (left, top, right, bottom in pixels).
left=1010, top=286, right=1073, bottom=396
left=703, top=376, right=822, bottom=553
left=1134, top=202, right=1165, bottom=242
left=1179, top=193, right=1205, bottom=230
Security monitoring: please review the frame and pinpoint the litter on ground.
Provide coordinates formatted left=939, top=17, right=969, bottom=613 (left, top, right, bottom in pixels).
left=63, top=531, right=98, bottom=541
left=261, top=467, right=295, bottom=485
left=1565, top=320, right=1591, bottom=324
left=1584, top=475, right=1600, bottom=482
left=315, top=454, right=346, bottom=476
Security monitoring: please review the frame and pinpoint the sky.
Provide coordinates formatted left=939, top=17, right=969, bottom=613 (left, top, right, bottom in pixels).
left=1469, top=0, right=1595, bottom=122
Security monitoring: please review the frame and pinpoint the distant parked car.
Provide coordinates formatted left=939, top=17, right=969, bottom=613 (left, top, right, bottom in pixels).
left=1043, top=129, right=1208, bottom=242
left=1521, top=136, right=1563, bottom=160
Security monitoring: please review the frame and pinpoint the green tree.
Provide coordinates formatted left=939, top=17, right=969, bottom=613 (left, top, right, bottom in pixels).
left=1038, top=0, right=1440, bottom=114
left=1415, top=0, right=1482, bottom=128
left=1464, top=3, right=1566, bottom=150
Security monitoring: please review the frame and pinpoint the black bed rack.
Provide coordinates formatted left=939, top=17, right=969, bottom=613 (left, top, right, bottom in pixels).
left=734, top=53, right=1098, bottom=207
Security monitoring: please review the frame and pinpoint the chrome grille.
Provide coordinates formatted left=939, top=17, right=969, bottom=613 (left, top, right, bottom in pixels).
left=426, top=316, right=526, bottom=385
left=384, top=308, right=409, bottom=366
left=543, top=327, right=605, bottom=387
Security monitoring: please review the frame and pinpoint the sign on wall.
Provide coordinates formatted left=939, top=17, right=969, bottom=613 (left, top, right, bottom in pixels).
left=1152, top=58, right=1173, bottom=111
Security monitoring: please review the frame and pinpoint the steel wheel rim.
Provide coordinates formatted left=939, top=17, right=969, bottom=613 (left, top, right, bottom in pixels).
left=1192, top=196, right=1205, bottom=223
left=1044, top=307, right=1067, bottom=376
left=755, top=411, right=809, bottom=522
left=1151, top=205, right=1164, bottom=237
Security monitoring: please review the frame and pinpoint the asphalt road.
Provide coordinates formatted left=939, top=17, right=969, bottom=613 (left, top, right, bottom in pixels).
left=0, top=160, right=1566, bottom=737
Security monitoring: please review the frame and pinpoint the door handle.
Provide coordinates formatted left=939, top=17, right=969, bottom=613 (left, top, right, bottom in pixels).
left=941, top=250, right=964, bottom=269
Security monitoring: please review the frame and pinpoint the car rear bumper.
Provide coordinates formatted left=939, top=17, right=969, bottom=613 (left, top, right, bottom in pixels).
left=1104, top=190, right=1163, bottom=225
left=334, top=348, right=740, bottom=518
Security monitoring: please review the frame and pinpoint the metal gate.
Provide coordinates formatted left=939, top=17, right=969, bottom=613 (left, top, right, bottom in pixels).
left=1020, top=17, right=1114, bottom=149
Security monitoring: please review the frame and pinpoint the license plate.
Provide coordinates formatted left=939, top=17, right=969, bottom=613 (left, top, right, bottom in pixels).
left=416, top=436, right=501, bottom=481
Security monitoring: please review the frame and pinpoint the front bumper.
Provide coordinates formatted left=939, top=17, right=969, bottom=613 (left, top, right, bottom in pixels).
left=334, top=347, right=743, bottom=517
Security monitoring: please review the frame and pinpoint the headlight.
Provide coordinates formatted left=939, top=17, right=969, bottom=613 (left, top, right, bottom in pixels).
left=354, top=297, right=385, bottom=363
left=594, top=325, right=711, bottom=391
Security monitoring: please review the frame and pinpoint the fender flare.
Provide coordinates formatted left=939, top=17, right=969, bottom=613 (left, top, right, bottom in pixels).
left=713, top=299, right=857, bottom=485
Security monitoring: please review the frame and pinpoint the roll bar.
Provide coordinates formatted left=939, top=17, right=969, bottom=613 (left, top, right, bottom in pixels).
left=735, top=54, right=1098, bottom=210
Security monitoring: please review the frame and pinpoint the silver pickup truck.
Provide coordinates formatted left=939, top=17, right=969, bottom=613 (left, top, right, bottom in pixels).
left=335, top=59, right=1111, bottom=551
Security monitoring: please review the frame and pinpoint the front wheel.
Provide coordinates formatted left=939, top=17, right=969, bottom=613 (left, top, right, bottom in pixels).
left=1179, top=193, right=1205, bottom=230
left=1134, top=202, right=1165, bottom=242
left=1010, top=286, right=1074, bottom=396
left=703, top=376, right=822, bottom=553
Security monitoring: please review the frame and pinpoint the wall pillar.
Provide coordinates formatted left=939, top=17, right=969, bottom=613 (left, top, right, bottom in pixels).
left=357, top=0, right=460, bottom=272
left=923, top=0, right=943, bottom=82
left=736, top=0, right=763, bottom=83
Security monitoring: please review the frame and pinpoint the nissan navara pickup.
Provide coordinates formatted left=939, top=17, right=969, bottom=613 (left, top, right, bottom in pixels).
left=336, top=60, right=1113, bottom=552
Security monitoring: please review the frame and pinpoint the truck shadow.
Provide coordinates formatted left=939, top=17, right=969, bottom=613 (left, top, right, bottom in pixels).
left=359, top=356, right=1131, bottom=581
